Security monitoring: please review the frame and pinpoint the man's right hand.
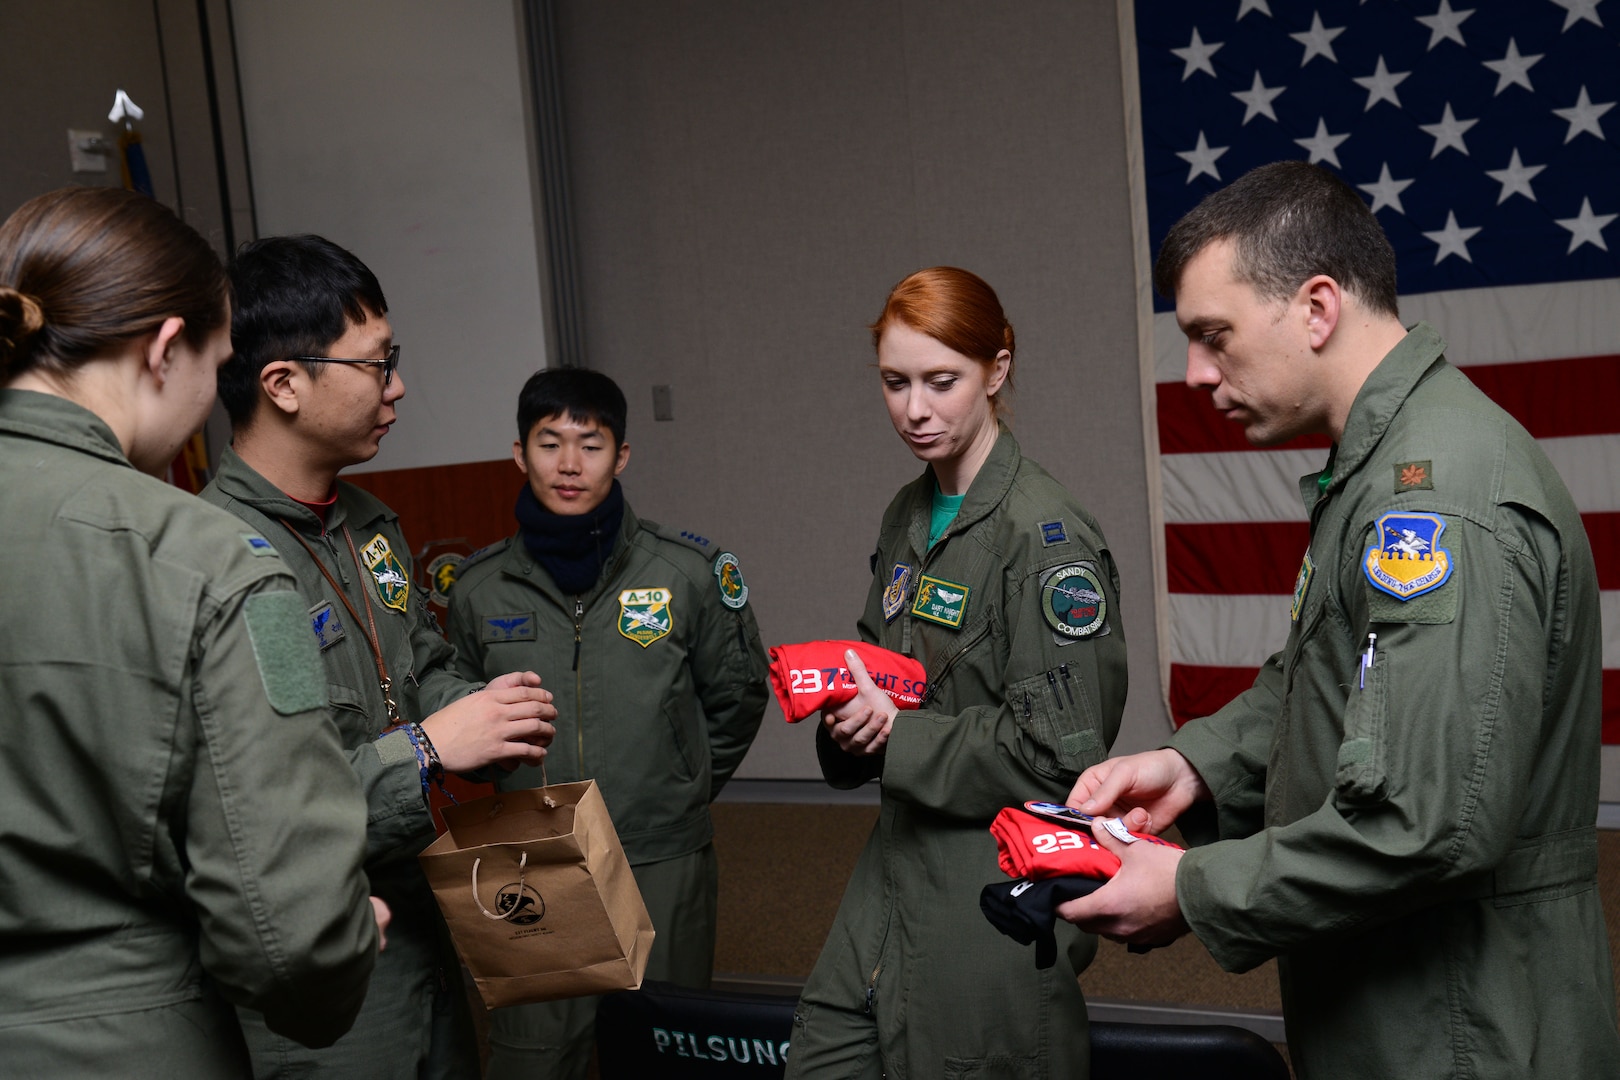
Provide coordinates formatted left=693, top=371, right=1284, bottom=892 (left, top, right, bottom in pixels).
left=419, top=670, right=557, bottom=773
left=1066, top=748, right=1212, bottom=834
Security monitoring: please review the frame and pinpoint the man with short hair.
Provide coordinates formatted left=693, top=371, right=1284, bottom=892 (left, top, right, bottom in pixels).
left=203, top=234, right=558, bottom=1078
left=1061, top=161, right=1620, bottom=1078
left=447, top=368, right=768, bottom=1080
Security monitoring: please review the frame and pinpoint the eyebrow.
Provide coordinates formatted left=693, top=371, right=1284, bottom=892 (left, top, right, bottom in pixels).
left=535, top=425, right=604, bottom=439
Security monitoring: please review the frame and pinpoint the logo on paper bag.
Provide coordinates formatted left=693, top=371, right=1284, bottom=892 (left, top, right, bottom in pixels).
left=496, top=881, right=545, bottom=925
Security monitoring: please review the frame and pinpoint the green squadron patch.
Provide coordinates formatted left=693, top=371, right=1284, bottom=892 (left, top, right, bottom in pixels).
left=1041, top=563, right=1107, bottom=639
left=618, top=587, right=673, bottom=647
left=911, top=574, right=971, bottom=628
left=360, top=533, right=411, bottom=613
left=427, top=552, right=464, bottom=606
left=714, top=552, right=749, bottom=610
left=1290, top=551, right=1315, bottom=622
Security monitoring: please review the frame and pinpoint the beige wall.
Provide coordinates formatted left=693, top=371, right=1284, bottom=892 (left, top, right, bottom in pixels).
left=554, top=0, right=1174, bottom=774
left=230, top=0, right=551, bottom=471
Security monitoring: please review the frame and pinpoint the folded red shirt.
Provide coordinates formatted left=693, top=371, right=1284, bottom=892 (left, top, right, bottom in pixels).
left=989, top=804, right=1184, bottom=881
left=767, top=640, right=928, bottom=722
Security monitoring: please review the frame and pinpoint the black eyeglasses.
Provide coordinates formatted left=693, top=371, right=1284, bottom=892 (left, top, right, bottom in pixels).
left=292, top=344, right=401, bottom=387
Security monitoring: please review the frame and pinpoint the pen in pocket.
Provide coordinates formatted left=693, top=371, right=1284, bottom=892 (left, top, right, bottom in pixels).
left=1359, top=632, right=1377, bottom=689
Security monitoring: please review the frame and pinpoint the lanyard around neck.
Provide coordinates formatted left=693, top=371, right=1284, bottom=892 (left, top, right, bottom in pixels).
left=276, top=517, right=400, bottom=727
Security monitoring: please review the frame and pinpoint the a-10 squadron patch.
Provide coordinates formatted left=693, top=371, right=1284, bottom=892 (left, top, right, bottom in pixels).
left=1041, top=562, right=1107, bottom=639
left=619, top=587, right=673, bottom=647
left=360, top=533, right=411, bottom=613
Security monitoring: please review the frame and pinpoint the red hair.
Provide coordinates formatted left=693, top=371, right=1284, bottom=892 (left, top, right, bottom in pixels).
left=870, top=266, right=1015, bottom=414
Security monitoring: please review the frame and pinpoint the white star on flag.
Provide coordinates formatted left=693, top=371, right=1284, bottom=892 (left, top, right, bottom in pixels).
left=1353, top=56, right=1410, bottom=110
left=1295, top=118, right=1351, bottom=166
left=1555, top=197, right=1616, bottom=253
left=1423, top=210, right=1482, bottom=264
left=1358, top=163, right=1414, bottom=214
left=1484, top=149, right=1545, bottom=204
left=1415, top=0, right=1473, bottom=50
left=1482, top=38, right=1543, bottom=96
left=1419, top=102, right=1478, bottom=157
left=1553, top=86, right=1614, bottom=143
left=1290, top=12, right=1345, bottom=66
left=1172, top=28, right=1224, bottom=80
left=1232, top=71, right=1286, bottom=124
left=1548, top=0, right=1604, bottom=31
left=1236, top=0, right=1272, bottom=19
left=1177, top=131, right=1229, bottom=182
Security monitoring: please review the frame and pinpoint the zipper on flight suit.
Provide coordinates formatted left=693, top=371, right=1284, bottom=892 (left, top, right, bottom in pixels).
left=572, top=596, right=585, bottom=774
left=864, top=963, right=880, bottom=1015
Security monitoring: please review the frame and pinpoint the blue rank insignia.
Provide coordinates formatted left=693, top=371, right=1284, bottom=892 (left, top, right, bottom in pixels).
left=1363, top=512, right=1454, bottom=601
left=481, top=613, right=536, bottom=643
left=309, top=601, right=345, bottom=650
left=881, top=563, right=913, bottom=622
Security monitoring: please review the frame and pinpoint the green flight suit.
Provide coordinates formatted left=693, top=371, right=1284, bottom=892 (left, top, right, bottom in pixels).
left=788, top=428, right=1128, bottom=1080
left=201, top=447, right=480, bottom=1079
left=0, top=391, right=377, bottom=1078
left=446, top=502, right=769, bottom=1080
left=1170, top=324, right=1620, bottom=1079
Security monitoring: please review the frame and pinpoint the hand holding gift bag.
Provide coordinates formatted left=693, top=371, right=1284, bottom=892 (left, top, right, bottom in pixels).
left=418, top=779, right=654, bottom=1008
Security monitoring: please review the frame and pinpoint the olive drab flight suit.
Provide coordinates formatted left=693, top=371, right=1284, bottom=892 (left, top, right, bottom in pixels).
left=1170, top=324, right=1620, bottom=1079
left=202, top=447, right=482, bottom=1079
left=0, top=391, right=377, bottom=1077
left=787, top=428, right=1128, bottom=1080
left=446, top=504, right=768, bottom=1080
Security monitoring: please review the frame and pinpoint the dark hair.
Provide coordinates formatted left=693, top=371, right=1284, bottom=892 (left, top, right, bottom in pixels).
left=216, top=234, right=388, bottom=427
left=870, top=266, right=1016, bottom=417
left=516, top=368, right=628, bottom=448
left=1153, top=160, right=1399, bottom=317
left=0, top=187, right=227, bottom=382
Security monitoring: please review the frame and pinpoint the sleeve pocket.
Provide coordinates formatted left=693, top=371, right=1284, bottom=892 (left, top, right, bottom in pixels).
left=1335, top=646, right=1389, bottom=805
left=1007, top=669, right=1103, bottom=778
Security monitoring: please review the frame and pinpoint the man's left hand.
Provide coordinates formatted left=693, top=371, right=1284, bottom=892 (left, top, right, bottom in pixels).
left=1055, top=816, right=1191, bottom=947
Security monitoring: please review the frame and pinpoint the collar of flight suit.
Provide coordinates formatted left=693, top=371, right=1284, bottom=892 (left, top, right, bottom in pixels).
left=904, top=423, right=1023, bottom=558
left=501, top=495, right=647, bottom=606
left=0, top=388, right=133, bottom=468
left=210, top=444, right=387, bottom=538
left=1299, top=321, right=1450, bottom=514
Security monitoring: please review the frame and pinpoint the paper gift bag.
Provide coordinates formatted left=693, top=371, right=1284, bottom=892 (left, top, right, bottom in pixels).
left=419, top=780, right=655, bottom=1009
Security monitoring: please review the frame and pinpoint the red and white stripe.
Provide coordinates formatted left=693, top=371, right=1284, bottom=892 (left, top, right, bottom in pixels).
left=1155, top=278, right=1620, bottom=741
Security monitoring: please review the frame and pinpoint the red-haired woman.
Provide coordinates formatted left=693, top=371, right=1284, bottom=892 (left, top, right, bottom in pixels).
left=786, top=267, right=1128, bottom=1079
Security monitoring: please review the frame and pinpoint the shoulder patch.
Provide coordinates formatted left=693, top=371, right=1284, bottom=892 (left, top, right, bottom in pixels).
left=244, top=591, right=326, bottom=715
left=651, top=521, right=717, bottom=556
left=713, top=551, right=749, bottom=609
left=456, top=537, right=511, bottom=577
left=1363, top=512, right=1453, bottom=601
left=241, top=533, right=279, bottom=557
left=1041, top=562, right=1108, bottom=639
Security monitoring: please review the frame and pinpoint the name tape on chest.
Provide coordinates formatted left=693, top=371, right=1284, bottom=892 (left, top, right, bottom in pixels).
left=360, top=533, right=410, bottom=613
left=1291, top=551, right=1315, bottom=622
left=619, top=587, right=673, bottom=647
left=911, top=573, right=971, bottom=628
left=482, top=613, right=537, bottom=643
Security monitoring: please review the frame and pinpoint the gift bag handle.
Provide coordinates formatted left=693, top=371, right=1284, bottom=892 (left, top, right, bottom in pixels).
left=472, top=851, right=529, bottom=921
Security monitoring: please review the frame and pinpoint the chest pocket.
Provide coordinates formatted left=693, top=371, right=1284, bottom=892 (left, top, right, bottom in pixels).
left=1008, top=666, right=1103, bottom=777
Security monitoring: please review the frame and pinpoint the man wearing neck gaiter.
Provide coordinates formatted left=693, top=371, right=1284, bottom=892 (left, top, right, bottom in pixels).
left=447, top=369, right=768, bottom=1080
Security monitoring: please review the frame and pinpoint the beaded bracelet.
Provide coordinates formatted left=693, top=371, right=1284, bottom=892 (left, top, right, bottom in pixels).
left=400, top=723, right=459, bottom=805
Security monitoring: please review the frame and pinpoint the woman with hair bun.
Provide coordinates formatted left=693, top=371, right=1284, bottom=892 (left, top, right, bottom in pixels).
left=786, top=267, right=1128, bottom=1079
left=0, top=187, right=379, bottom=1076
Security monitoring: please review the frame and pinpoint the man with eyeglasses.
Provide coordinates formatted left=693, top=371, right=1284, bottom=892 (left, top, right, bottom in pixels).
left=202, top=234, right=558, bottom=1079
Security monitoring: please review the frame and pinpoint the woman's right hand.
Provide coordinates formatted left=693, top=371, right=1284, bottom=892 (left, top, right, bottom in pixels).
left=822, top=649, right=896, bottom=755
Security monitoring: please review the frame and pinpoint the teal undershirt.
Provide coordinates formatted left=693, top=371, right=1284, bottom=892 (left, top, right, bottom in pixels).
left=930, top=485, right=965, bottom=547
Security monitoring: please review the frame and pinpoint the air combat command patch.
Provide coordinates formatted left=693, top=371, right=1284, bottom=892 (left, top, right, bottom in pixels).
left=619, top=587, right=673, bottom=647
left=714, top=552, right=749, bottom=610
left=911, top=574, right=970, bottom=628
left=882, top=563, right=913, bottom=622
left=1042, top=562, right=1107, bottom=639
left=1363, top=512, right=1454, bottom=601
left=360, top=533, right=411, bottom=613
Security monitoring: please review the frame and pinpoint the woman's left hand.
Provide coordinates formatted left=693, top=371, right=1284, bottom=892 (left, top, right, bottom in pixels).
left=821, top=648, right=899, bottom=756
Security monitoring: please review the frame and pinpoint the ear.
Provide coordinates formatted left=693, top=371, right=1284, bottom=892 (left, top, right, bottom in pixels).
left=1302, top=275, right=1341, bottom=351
left=512, top=439, right=526, bottom=473
left=985, top=349, right=1012, bottom=398
left=259, top=359, right=304, bottom=417
left=143, top=317, right=189, bottom=387
left=613, top=440, right=631, bottom=477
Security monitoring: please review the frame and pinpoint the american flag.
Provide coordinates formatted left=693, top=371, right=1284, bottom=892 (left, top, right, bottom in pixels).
left=1127, top=0, right=1620, bottom=738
